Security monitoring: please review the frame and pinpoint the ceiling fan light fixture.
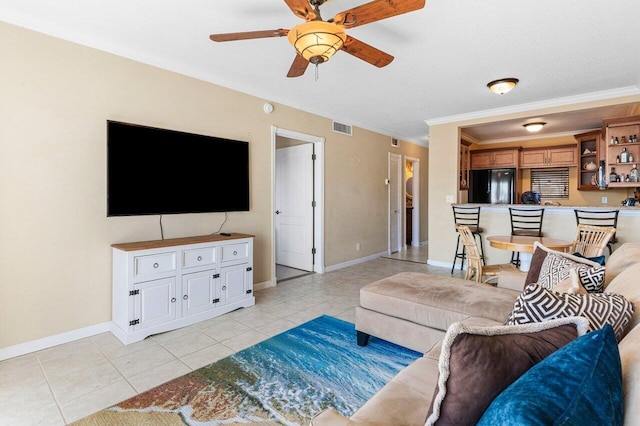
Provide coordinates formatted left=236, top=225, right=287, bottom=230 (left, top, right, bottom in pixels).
left=523, top=122, right=546, bottom=132
left=487, top=78, right=519, bottom=95
left=287, top=21, right=346, bottom=65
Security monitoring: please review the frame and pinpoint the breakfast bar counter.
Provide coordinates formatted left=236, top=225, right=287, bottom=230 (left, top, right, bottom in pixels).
left=440, top=204, right=640, bottom=268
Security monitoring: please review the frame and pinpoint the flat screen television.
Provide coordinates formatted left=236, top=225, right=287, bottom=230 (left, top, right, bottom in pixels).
left=107, top=120, right=249, bottom=216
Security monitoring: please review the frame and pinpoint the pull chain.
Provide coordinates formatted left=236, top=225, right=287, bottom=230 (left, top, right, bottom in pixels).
left=315, top=63, right=319, bottom=81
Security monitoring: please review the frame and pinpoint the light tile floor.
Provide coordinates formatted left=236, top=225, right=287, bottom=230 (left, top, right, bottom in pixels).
left=0, top=254, right=463, bottom=425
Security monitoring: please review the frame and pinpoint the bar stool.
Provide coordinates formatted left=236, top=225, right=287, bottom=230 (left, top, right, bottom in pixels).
left=509, top=207, right=545, bottom=266
left=451, top=206, right=485, bottom=274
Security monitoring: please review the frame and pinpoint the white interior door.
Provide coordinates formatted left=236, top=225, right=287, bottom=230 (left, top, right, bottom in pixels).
left=275, top=144, right=314, bottom=271
left=389, top=153, right=402, bottom=253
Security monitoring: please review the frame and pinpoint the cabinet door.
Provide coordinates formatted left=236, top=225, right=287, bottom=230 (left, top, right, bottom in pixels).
left=576, top=131, right=600, bottom=190
left=520, top=149, right=547, bottom=168
left=493, top=149, right=517, bottom=167
left=182, top=270, right=220, bottom=316
left=470, top=151, right=494, bottom=169
left=548, top=146, right=576, bottom=166
left=220, top=263, right=251, bottom=305
left=133, top=277, right=177, bottom=330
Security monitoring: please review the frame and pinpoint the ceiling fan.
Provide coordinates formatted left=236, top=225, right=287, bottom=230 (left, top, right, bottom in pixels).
left=209, top=0, right=426, bottom=78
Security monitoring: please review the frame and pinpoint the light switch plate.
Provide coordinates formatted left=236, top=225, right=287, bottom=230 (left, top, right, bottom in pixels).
left=602, top=196, right=608, bottom=204
left=446, top=195, right=455, bottom=203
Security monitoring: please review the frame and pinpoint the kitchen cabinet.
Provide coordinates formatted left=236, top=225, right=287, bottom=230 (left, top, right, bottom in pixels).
left=111, top=233, right=254, bottom=344
left=470, top=147, right=519, bottom=169
left=604, top=115, right=640, bottom=188
left=519, top=145, right=577, bottom=168
left=575, top=130, right=603, bottom=190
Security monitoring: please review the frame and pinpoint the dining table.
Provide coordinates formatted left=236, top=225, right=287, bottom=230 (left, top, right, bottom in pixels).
left=486, top=235, right=574, bottom=271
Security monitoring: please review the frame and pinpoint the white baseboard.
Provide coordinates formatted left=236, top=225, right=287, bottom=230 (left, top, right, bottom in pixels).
left=0, top=254, right=391, bottom=361
left=325, top=251, right=388, bottom=272
left=0, top=322, right=111, bottom=362
left=254, top=279, right=274, bottom=291
left=427, top=259, right=457, bottom=269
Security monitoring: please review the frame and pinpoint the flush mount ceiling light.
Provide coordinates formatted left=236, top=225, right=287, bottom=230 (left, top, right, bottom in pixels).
left=523, top=122, right=546, bottom=132
left=487, top=78, right=519, bottom=95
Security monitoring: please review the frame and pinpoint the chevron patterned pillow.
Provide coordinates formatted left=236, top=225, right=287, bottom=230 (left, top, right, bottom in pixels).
left=538, top=252, right=605, bottom=293
left=505, top=283, right=634, bottom=342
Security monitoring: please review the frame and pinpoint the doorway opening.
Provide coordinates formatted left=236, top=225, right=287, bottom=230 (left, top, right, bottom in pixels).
left=271, top=127, right=325, bottom=285
left=405, top=156, right=420, bottom=247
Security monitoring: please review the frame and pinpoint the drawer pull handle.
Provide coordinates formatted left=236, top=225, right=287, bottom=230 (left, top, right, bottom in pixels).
left=233, top=251, right=238, bottom=256
left=197, top=256, right=202, bottom=261
left=171, top=297, right=176, bottom=303
left=183, top=295, right=188, bottom=300
left=222, top=286, right=227, bottom=291
left=153, top=263, right=159, bottom=268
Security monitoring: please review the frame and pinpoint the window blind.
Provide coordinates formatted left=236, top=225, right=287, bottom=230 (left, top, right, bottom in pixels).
left=531, top=168, right=569, bottom=199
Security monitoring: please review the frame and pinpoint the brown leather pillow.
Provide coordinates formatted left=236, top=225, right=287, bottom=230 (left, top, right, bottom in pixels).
left=424, top=317, right=589, bottom=426
left=524, top=246, right=547, bottom=286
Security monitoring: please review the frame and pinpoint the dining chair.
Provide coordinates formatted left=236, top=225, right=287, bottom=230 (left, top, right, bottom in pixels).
left=571, top=224, right=616, bottom=258
left=509, top=207, right=545, bottom=267
left=456, top=225, right=518, bottom=284
left=451, top=206, right=485, bottom=274
left=574, top=209, right=619, bottom=254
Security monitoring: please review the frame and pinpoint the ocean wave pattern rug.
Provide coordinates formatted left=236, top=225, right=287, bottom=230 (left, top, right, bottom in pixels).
left=73, top=315, right=421, bottom=425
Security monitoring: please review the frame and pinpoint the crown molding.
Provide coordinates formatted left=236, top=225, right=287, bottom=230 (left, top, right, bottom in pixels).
left=425, top=86, right=640, bottom=127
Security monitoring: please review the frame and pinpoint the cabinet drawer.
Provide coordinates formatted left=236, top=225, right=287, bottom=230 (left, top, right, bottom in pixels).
left=134, top=252, right=177, bottom=282
left=182, top=247, right=217, bottom=268
left=221, top=243, right=249, bottom=262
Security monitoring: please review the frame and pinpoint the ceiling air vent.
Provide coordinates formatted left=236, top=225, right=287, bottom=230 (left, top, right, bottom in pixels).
left=332, top=121, right=352, bottom=136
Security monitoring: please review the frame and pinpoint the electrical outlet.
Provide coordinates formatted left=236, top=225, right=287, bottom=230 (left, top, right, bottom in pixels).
left=602, top=196, right=608, bottom=204
left=356, top=243, right=361, bottom=251
left=446, top=195, right=455, bottom=203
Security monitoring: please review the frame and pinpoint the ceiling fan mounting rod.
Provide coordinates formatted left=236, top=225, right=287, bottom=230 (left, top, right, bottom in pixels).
left=310, top=1, right=324, bottom=21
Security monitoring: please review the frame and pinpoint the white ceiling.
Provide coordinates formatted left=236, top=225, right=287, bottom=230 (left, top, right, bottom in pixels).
left=1, top=0, right=639, bottom=146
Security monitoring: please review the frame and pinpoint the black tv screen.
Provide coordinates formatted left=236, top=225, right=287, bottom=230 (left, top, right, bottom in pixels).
left=107, top=120, right=249, bottom=216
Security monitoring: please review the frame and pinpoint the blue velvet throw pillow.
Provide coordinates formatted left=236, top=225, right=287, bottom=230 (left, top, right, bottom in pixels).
left=477, top=325, right=623, bottom=426
left=572, top=251, right=606, bottom=266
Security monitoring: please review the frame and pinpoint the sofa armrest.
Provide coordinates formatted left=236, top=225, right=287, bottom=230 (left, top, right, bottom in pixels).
left=497, top=270, right=527, bottom=292
left=310, top=408, right=356, bottom=425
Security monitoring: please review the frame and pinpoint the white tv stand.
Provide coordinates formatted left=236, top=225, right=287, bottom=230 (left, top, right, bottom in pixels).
left=110, top=233, right=254, bottom=344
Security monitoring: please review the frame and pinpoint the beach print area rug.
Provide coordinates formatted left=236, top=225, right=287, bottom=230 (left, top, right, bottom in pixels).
left=73, top=315, right=421, bottom=425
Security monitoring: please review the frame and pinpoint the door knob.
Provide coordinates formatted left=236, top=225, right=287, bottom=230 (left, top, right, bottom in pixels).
left=275, top=210, right=281, bottom=214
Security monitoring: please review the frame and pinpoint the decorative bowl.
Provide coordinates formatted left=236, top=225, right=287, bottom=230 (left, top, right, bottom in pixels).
left=584, top=161, right=597, bottom=171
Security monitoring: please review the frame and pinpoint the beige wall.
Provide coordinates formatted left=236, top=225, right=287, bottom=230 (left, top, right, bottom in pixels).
left=0, top=21, right=428, bottom=350
left=429, top=95, right=640, bottom=266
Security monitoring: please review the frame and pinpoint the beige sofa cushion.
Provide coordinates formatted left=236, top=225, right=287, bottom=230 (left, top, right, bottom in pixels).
left=360, top=272, right=519, bottom=332
left=605, top=242, right=640, bottom=287
left=605, top=260, right=640, bottom=331
left=619, top=323, right=640, bottom=426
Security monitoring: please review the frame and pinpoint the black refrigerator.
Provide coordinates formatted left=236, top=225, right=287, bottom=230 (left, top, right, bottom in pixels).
left=469, top=168, right=516, bottom=204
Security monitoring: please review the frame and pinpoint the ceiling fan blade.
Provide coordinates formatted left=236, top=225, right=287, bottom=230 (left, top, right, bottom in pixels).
left=287, top=54, right=310, bottom=77
left=209, top=29, right=289, bottom=42
left=283, top=0, right=316, bottom=21
left=333, top=0, right=425, bottom=28
left=341, top=36, right=394, bottom=68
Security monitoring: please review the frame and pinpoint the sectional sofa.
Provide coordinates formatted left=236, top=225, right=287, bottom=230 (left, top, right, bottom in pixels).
left=311, top=242, right=640, bottom=425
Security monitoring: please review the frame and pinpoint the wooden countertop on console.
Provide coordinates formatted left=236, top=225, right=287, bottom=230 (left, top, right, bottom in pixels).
left=112, top=233, right=254, bottom=251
